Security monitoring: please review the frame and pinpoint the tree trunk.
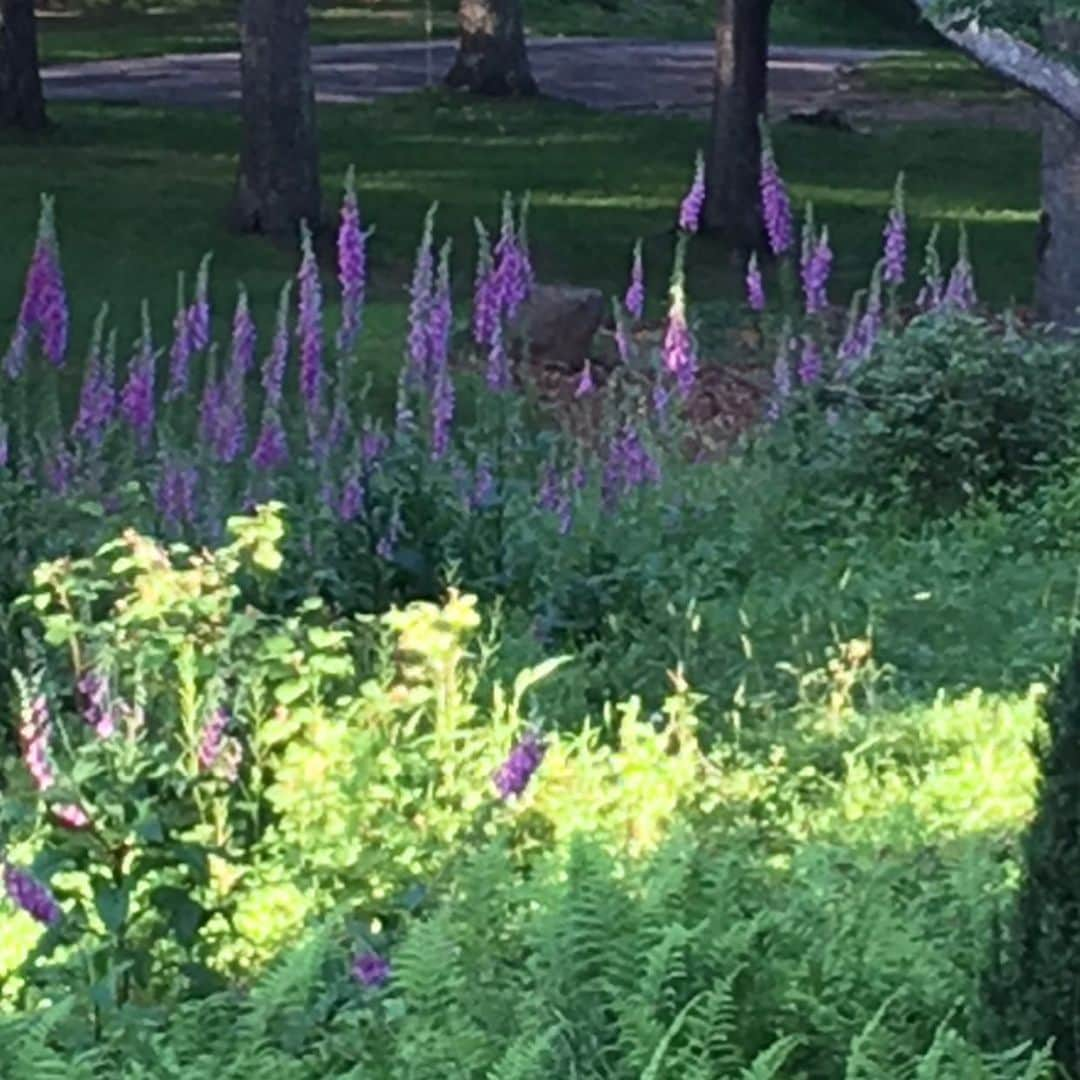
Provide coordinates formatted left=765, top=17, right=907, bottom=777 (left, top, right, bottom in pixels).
left=446, top=0, right=537, bottom=97
left=232, top=0, right=321, bottom=242
left=0, top=0, right=47, bottom=132
left=1035, top=18, right=1080, bottom=328
left=703, top=0, right=772, bottom=252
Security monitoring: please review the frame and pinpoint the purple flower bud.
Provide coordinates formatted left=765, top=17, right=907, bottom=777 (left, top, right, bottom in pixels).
left=229, top=287, right=257, bottom=386
left=574, top=361, right=595, bottom=398
left=78, top=670, right=116, bottom=738
left=494, top=193, right=531, bottom=320
left=338, top=469, right=365, bottom=523
left=745, top=252, right=765, bottom=312
left=119, top=303, right=156, bottom=451
left=53, top=803, right=92, bottom=830
left=155, top=457, right=199, bottom=531
left=494, top=730, right=546, bottom=799
left=766, top=340, right=792, bottom=423
left=624, top=240, right=645, bottom=320
left=801, top=223, right=832, bottom=316
left=428, top=240, right=453, bottom=377
left=486, top=321, right=511, bottom=393
left=430, top=358, right=454, bottom=461
left=759, top=131, right=793, bottom=257
left=3, top=863, right=61, bottom=926
left=351, top=950, right=390, bottom=988
left=944, top=227, right=977, bottom=312
left=74, top=309, right=116, bottom=448
left=917, top=225, right=945, bottom=312
left=197, top=707, right=231, bottom=774
left=376, top=507, right=402, bottom=562
left=43, top=442, right=76, bottom=496
left=0, top=423, right=9, bottom=470
left=361, top=427, right=389, bottom=469
left=882, top=174, right=906, bottom=287
left=186, top=254, right=212, bottom=354
left=166, top=273, right=193, bottom=402
left=469, top=456, right=495, bottom=511
left=297, top=222, right=324, bottom=422
left=336, top=167, right=367, bottom=354
left=472, top=218, right=501, bottom=349
left=678, top=152, right=706, bottom=234
left=663, top=293, right=696, bottom=399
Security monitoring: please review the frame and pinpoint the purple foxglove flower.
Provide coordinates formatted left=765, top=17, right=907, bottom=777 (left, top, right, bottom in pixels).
left=663, top=292, right=697, bottom=398
left=494, top=730, right=546, bottom=799
left=197, top=707, right=230, bottom=773
left=74, top=307, right=116, bottom=448
left=882, top=173, right=906, bottom=287
left=155, top=457, right=198, bottom=531
left=351, top=950, right=390, bottom=988
left=407, top=204, right=438, bottom=383
left=801, top=220, right=832, bottom=316
left=678, top=152, right=706, bottom=234
left=766, top=339, right=793, bottom=423
left=574, top=361, right=595, bottom=398
left=120, top=303, right=156, bottom=450
left=430, top=358, right=454, bottom=461
left=18, top=690, right=54, bottom=792
left=43, top=441, right=76, bottom=496
left=297, top=222, right=324, bottom=421
left=5, top=196, right=68, bottom=375
left=338, top=469, right=365, bottom=523
left=394, top=369, right=416, bottom=439
left=486, top=321, right=511, bottom=393
left=652, top=380, right=671, bottom=419
left=199, top=362, right=223, bottom=450
left=251, top=412, right=288, bottom=472
left=797, top=337, right=823, bottom=386
left=494, top=193, right=529, bottom=320
left=53, top=803, right=92, bottom=830
left=472, top=218, right=501, bottom=348
left=917, top=225, right=945, bottom=312
left=361, top=427, right=389, bottom=469
left=0, top=423, right=9, bottom=470
left=614, top=303, right=632, bottom=365
left=745, top=252, right=765, bottom=312
left=211, top=394, right=246, bottom=464
left=3, top=863, right=61, bottom=927
left=537, top=462, right=562, bottom=513
left=428, top=240, right=453, bottom=377
left=78, top=670, right=116, bottom=739
left=625, top=239, right=645, bottom=320
left=263, top=281, right=292, bottom=409
left=229, top=287, right=256, bottom=385
left=186, top=254, right=212, bottom=354
left=856, top=262, right=885, bottom=356
left=944, top=227, right=977, bottom=311
left=759, top=127, right=794, bottom=257
left=336, top=167, right=367, bottom=354
left=376, top=507, right=402, bottom=561
left=837, top=289, right=867, bottom=377
left=166, top=273, right=192, bottom=402
left=469, top=456, right=495, bottom=511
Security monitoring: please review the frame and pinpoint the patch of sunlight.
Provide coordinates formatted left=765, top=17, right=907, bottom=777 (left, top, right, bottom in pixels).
left=532, top=192, right=675, bottom=212
left=793, top=184, right=1036, bottom=224
left=925, top=207, right=1038, bottom=225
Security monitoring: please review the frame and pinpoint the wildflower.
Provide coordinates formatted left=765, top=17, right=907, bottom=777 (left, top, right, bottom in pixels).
left=3, top=864, right=61, bottom=927
left=263, top=281, right=293, bottom=409
left=469, top=456, right=495, bottom=511
left=297, top=221, right=324, bottom=421
left=73, top=309, right=116, bottom=448
left=43, top=442, right=76, bottom=496
left=155, top=457, right=198, bottom=531
left=186, top=254, right=212, bottom=354
left=797, top=337, right=823, bottom=386
left=430, top=358, right=454, bottom=461
left=494, top=730, right=546, bottom=799
left=5, top=196, right=68, bottom=375
left=229, top=287, right=257, bottom=384
left=917, top=225, right=944, bottom=311
left=18, top=691, right=54, bottom=791
left=766, top=338, right=792, bottom=423
left=745, top=252, right=765, bottom=312
left=428, top=240, right=453, bottom=377
left=472, top=218, right=501, bottom=348
left=77, top=670, right=116, bottom=739
left=574, top=360, right=595, bottom=398
left=494, top=193, right=530, bottom=320
left=759, top=124, right=793, bottom=257
left=663, top=287, right=696, bottom=398
left=251, top=412, right=288, bottom=472
left=882, top=173, right=906, bottom=286
left=856, top=262, right=885, bottom=357
left=166, top=273, right=192, bottom=402
left=0, top=423, right=9, bottom=469
left=802, top=225, right=832, bottom=316
left=53, top=803, right=92, bottom=830
left=603, top=425, right=660, bottom=509
left=486, top=321, right=511, bottom=393
left=376, top=507, right=403, bottom=561
left=351, top=950, right=390, bottom=988
left=197, top=707, right=231, bottom=773
left=624, top=239, right=645, bottom=320
left=361, top=426, right=389, bottom=469
left=119, top=303, right=156, bottom=450
left=678, top=152, right=706, bottom=234
left=407, top=204, right=438, bottom=382
left=394, top=369, right=416, bottom=439
left=614, top=303, right=632, bottom=364
left=944, top=226, right=977, bottom=312
left=837, top=289, right=867, bottom=377
left=336, top=167, right=367, bottom=354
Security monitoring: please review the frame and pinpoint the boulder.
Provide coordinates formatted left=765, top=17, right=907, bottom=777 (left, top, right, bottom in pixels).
left=512, top=284, right=606, bottom=371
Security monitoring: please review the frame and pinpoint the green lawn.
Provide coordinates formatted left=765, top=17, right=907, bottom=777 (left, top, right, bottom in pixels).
left=36, top=0, right=939, bottom=65
left=860, top=49, right=1018, bottom=95
left=0, top=93, right=1037, bottom=388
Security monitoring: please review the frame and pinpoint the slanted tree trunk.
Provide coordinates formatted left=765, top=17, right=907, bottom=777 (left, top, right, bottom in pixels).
left=232, top=0, right=321, bottom=241
left=1036, top=18, right=1080, bottom=327
left=0, top=0, right=47, bottom=132
left=703, top=0, right=773, bottom=253
left=446, top=0, right=537, bottom=97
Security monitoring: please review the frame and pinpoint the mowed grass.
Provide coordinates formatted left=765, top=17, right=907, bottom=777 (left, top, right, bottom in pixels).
left=0, top=93, right=1037, bottom=392
left=36, top=0, right=938, bottom=65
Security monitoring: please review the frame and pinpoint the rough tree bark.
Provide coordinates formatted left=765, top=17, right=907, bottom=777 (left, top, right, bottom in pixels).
left=702, top=0, right=773, bottom=251
left=232, top=0, right=321, bottom=241
left=0, top=0, right=47, bottom=132
left=1035, top=18, right=1080, bottom=326
left=445, top=0, right=537, bottom=97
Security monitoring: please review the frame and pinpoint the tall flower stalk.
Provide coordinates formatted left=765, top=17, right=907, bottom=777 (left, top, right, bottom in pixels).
left=336, top=166, right=368, bottom=355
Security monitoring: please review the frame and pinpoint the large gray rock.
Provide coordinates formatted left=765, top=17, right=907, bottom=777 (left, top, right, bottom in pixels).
left=512, top=284, right=606, bottom=371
